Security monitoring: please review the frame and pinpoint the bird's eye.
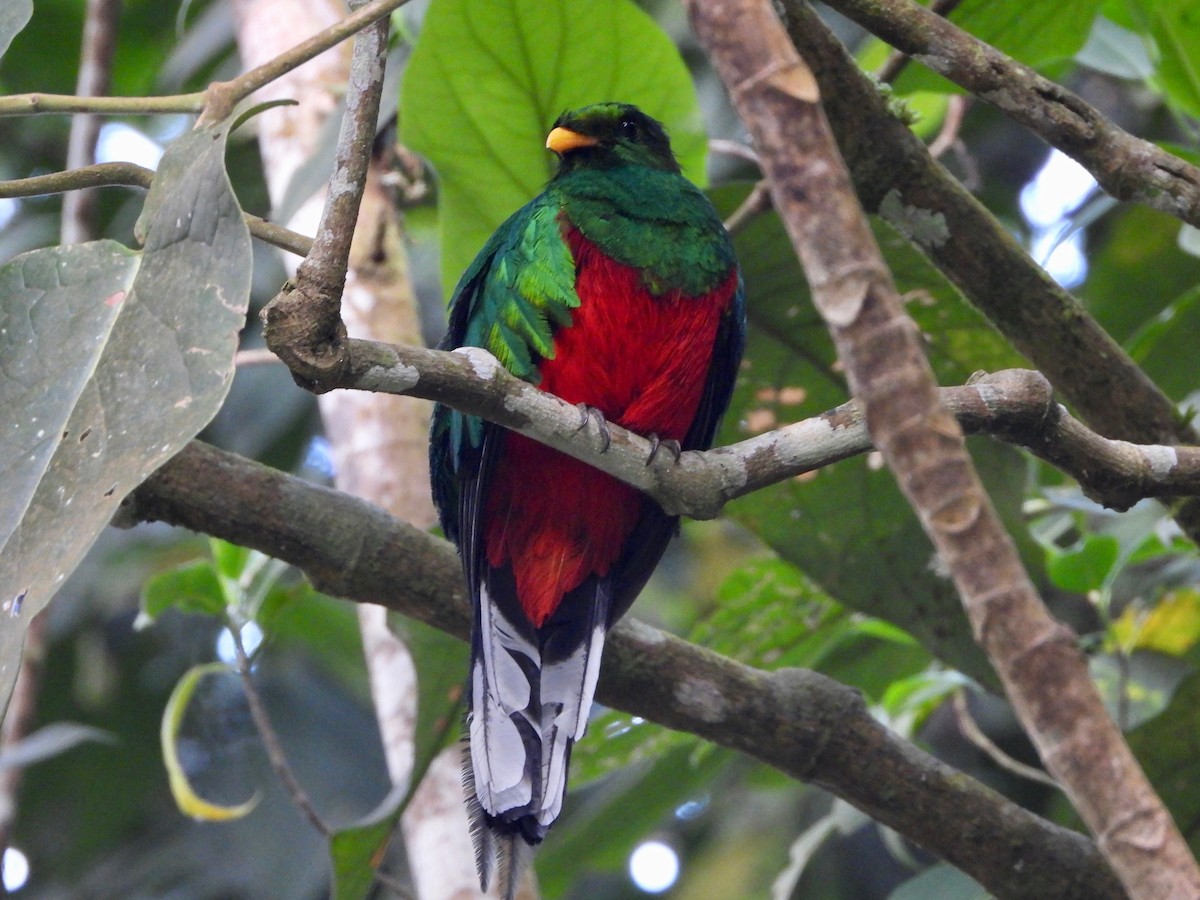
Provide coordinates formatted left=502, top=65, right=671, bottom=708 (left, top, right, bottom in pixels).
left=619, top=119, right=639, bottom=140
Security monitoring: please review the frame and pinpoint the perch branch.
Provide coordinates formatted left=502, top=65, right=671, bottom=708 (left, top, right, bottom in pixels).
left=256, top=330, right=1200, bottom=519
left=684, top=1, right=1200, bottom=896
left=120, top=440, right=1123, bottom=900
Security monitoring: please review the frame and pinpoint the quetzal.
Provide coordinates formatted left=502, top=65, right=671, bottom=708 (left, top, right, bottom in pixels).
left=429, top=102, right=744, bottom=892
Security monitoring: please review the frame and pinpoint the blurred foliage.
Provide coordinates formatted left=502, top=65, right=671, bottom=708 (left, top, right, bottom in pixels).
left=1, top=0, right=1200, bottom=898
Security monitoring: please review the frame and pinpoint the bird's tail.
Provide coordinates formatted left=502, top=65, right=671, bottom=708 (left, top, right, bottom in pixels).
left=466, top=580, right=608, bottom=896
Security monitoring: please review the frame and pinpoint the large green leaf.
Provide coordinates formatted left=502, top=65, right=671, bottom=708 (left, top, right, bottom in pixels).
left=571, top=556, right=929, bottom=788
left=1130, top=0, right=1200, bottom=119
left=1126, top=284, right=1200, bottom=402
left=1128, top=667, right=1200, bottom=852
left=711, top=186, right=1029, bottom=686
left=894, top=0, right=1104, bottom=95
left=400, top=0, right=705, bottom=295
left=0, top=120, right=252, bottom=714
left=0, top=0, right=31, bottom=61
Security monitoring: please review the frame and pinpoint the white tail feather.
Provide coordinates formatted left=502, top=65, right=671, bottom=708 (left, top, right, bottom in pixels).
left=470, top=582, right=608, bottom=847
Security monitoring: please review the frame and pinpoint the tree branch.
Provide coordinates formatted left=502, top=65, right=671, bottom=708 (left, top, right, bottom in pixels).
left=685, top=1, right=1199, bottom=895
left=200, top=0, right=408, bottom=124
left=119, top=440, right=1123, bottom=900
left=0, top=0, right=410, bottom=122
left=253, top=330, right=1200, bottom=518
left=259, top=1, right=391, bottom=388
left=61, top=0, right=122, bottom=245
left=775, top=0, right=1200, bottom=542
left=824, top=0, right=1200, bottom=229
left=0, top=163, right=313, bottom=257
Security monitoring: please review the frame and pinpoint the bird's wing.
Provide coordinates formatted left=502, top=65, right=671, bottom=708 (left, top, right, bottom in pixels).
left=429, top=194, right=580, bottom=545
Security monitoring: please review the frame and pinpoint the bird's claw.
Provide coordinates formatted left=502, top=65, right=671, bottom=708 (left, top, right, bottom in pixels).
left=645, top=434, right=682, bottom=466
left=576, top=403, right=612, bottom=453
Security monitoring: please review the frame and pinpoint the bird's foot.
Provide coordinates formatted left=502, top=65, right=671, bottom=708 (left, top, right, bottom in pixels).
left=575, top=403, right=612, bottom=453
left=645, top=434, right=682, bottom=466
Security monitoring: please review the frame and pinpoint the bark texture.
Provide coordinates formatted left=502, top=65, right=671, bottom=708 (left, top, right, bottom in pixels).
left=684, top=0, right=1200, bottom=896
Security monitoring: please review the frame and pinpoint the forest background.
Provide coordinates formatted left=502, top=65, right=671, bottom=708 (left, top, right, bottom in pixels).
left=3, top=0, right=1200, bottom=897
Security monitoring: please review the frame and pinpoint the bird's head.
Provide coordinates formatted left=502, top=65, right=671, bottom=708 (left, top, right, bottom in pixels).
left=546, top=103, right=680, bottom=175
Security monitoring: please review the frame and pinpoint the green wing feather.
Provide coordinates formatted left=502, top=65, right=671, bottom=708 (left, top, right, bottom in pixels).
left=458, top=196, right=579, bottom=380
left=430, top=193, right=580, bottom=543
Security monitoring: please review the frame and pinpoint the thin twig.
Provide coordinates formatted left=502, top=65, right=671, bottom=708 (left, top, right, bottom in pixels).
left=0, top=0, right=412, bottom=121
left=0, top=164, right=313, bottom=256
left=952, top=691, right=1060, bottom=790
left=723, top=178, right=773, bottom=234
left=709, top=138, right=761, bottom=166
left=228, top=623, right=330, bottom=838
left=61, top=0, right=123, bottom=245
left=201, top=0, right=408, bottom=125
left=261, top=5, right=392, bottom=380
left=0, top=91, right=206, bottom=118
left=928, top=94, right=968, bottom=160
left=234, top=348, right=283, bottom=368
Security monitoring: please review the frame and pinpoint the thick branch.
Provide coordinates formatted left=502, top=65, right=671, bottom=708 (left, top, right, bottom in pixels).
left=687, top=1, right=1200, bottom=895
left=824, top=0, right=1200, bottom=229
left=119, top=440, right=1123, bottom=900
left=775, top=0, right=1200, bottom=540
left=259, top=3, right=391, bottom=387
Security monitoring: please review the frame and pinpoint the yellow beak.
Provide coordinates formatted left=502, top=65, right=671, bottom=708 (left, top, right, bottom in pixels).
left=546, top=127, right=600, bottom=154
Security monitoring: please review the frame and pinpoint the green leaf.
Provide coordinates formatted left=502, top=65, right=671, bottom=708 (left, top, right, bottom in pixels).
left=888, top=863, right=988, bottom=900
left=1130, top=0, right=1200, bottom=119
left=400, top=0, right=705, bottom=295
left=1081, top=205, right=1200, bottom=343
left=211, top=538, right=252, bottom=583
left=161, top=662, right=259, bottom=822
left=894, top=0, right=1104, bottom=95
left=1046, top=533, right=1121, bottom=593
left=0, top=118, right=252, bottom=715
left=0, top=0, right=31, bottom=61
left=140, top=559, right=227, bottom=621
left=1076, top=16, right=1154, bottom=79
left=1128, top=668, right=1200, bottom=855
left=1126, top=284, right=1200, bottom=400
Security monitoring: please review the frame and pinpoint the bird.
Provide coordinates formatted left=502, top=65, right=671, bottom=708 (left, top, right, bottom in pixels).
left=429, top=102, right=744, bottom=895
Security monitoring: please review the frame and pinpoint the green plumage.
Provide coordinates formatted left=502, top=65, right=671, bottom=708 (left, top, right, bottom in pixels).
left=446, top=102, right=735, bottom=380
left=429, top=103, right=745, bottom=897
